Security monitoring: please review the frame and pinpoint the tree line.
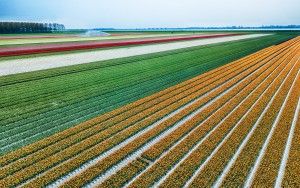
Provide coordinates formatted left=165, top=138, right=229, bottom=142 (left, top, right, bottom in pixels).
left=0, top=22, right=65, bottom=34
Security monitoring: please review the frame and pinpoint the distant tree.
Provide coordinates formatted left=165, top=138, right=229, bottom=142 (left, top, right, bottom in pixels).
left=0, top=21, right=65, bottom=34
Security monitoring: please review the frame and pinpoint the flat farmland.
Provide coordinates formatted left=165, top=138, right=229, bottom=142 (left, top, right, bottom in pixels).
left=0, top=32, right=299, bottom=187
left=0, top=33, right=240, bottom=57
left=0, top=32, right=196, bottom=46
left=0, top=34, right=266, bottom=75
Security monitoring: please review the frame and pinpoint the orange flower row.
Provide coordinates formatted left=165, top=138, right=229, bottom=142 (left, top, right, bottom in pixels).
left=46, top=37, right=300, bottom=188
left=220, top=47, right=300, bottom=187
left=282, top=104, right=300, bottom=186
left=128, top=44, right=285, bottom=187
left=187, top=45, right=298, bottom=187
left=251, top=51, right=300, bottom=187
left=98, top=158, right=148, bottom=188
left=143, top=45, right=284, bottom=162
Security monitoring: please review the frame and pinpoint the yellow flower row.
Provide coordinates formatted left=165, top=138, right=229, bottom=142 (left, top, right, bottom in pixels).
left=162, top=41, right=292, bottom=187
left=187, top=43, right=299, bottom=187
left=142, top=45, right=283, bottom=161
left=128, top=42, right=287, bottom=187
left=282, top=103, right=300, bottom=186
left=87, top=45, right=277, bottom=188
left=251, top=50, right=300, bottom=187
left=98, top=158, right=148, bottom=188
left=219, top=46, right=300, bottom=187
left=58, top=37, right=300, bottom=187
left=101, top=40, right=298, bottom=185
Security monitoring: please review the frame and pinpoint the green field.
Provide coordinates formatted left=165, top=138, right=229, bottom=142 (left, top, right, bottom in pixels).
left=0, top=33, right=296, bottom=155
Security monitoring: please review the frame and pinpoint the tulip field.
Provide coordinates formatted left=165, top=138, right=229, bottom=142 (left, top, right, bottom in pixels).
left=0, top=33, right=239, bottom=57
left=0, top=32, right=300, bottom=187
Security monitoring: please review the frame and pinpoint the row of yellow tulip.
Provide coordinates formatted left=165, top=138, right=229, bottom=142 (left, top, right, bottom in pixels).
left=187, top=43, right=300, bottom=187
left=251, top=50, right=300, bottom=187
left=160, top=43, right=296, bottom=188
left=219, top=46, right=300, bottom=187
left=282, top=102, right=300, bottom=186
left=141, top=43, right=287, bottom=162
left=94, top=43, right=281, bottom=188
left=97, top=158, right=148, bottom=188
left=76, top=39, right=296, bottom=186
left=127, top=41, right=291, bottom=187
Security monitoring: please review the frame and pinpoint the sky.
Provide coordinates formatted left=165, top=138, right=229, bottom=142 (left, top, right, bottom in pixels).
left=0, top=0, right=299, bottom=29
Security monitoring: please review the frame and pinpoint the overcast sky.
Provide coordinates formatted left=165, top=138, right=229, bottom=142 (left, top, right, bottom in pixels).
left=0, top=0, right=299, bottom=29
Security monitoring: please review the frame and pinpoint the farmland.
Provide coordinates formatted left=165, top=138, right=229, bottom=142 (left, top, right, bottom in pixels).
left=0, top=34, right=267, bottom=75
left=0, top=33, right=239, bottom=56
left=0, top=32, right=201, bottom=46
left=0, top=31, right=300, bottom=187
